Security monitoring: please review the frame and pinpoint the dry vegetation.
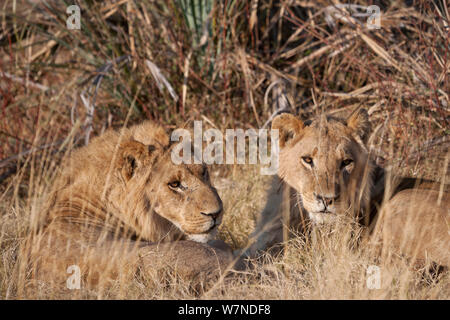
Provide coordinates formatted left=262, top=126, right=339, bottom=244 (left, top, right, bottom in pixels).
left=0, top=0, right=449, bottom=299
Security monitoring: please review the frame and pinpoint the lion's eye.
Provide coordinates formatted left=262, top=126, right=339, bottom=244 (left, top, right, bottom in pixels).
left=302, top=157, right=313, bottom=165
left=341, top=159, right=353, bottom=167
left=168, top=181, right=181, bottom=189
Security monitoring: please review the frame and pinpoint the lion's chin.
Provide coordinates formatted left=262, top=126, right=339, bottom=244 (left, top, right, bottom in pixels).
left=186, top=233, right=212, bottom=243
left=186, top=227, right=218, bottom=243
left=171, top=219, right=217, bottom=243
left=308, top=211, right=338, bottom=224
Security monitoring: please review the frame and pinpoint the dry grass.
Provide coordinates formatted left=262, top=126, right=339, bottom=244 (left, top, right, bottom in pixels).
left=0, top=0, right=449, bottom=299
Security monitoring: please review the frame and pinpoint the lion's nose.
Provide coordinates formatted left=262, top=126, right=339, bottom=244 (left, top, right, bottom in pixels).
left=201, top=208, right=222, bottom=220
left=315, top=194, right=339, bottom=206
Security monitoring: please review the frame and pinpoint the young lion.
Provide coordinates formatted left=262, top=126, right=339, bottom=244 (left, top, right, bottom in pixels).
left=19, top=121, right=237, bottom=290
left=246, top=109, right=449, bottom=267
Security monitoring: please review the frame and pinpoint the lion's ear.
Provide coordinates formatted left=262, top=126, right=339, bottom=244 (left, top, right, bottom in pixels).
left=272, top=113, right=304, bottom=148
left=117, top=140, right=159, bottom=181
left=346, top=108, right=370, bottom=142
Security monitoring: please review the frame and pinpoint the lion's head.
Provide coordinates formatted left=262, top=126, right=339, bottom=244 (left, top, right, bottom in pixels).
left=53, top=121, right=223, bottom=244
left=272, top=109, right=372, bottom=224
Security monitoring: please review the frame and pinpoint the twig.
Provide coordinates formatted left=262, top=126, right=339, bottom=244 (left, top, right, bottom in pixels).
left=0, top=140, right=65, bottom=170
left=0, top=71, right=50, bottom=92
left=405, top=136, right=450, bottom=163
left=78, top=55, right=131, bottom=145
left=145, top=59, right=179, bottom=102
left=262, top=79, right=291, bottom=129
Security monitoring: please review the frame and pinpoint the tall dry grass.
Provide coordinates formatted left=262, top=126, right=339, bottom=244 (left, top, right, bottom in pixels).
left=0, top=0, right=448, bottom=299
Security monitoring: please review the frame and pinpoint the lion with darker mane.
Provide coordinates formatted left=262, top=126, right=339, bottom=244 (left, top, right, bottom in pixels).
left=20, top=121, right=237, bottom=290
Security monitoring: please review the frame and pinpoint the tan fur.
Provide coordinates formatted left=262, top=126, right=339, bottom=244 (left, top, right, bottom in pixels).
left=19, top=121, right=235, bottom=290
left=247, top=110, right=449, bottom=267
left=374, top=189, right=449, bottom=267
